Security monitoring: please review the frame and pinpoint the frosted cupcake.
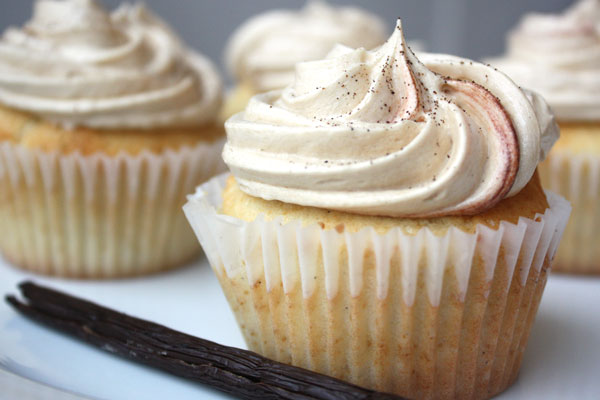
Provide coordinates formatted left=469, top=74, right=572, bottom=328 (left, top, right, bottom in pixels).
left=490, top=0, right=600, bottom=274
left=0, top=0, right=224, bottom=278
left=185, top=21, right=570, bottom=400
left=221, top=0, right=386, bottom=119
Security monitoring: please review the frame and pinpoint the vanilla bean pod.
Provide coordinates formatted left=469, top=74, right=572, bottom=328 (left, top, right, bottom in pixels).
left=6, top=281, right=402, bottom=400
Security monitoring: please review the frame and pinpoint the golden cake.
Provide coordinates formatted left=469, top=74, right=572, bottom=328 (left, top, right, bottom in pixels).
left=490, top=0, right=600, bottom=274
left=185, top=21, right=570, bottom=400
left=0, top=0, right=225, bottom=278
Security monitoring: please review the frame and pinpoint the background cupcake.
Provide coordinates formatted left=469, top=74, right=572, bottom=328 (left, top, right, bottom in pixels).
left=185, top=22, right=570, bottom=400
left=221, top=0, right=387, bottom=118
left=0, top=0, right=224, bottom=278
left=490, top=0, right=600, bottom=274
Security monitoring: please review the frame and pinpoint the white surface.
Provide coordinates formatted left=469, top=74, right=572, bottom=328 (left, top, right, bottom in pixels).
left=0, top=256, right=599, bottom=400
left=0, top=368, right=88, bottom=400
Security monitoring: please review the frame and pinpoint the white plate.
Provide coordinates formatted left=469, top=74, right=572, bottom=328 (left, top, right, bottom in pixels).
left=1, top=256, right=599, bottom=400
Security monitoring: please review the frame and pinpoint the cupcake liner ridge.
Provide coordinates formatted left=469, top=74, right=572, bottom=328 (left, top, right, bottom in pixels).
left=184, top=173, right=571, bottom=306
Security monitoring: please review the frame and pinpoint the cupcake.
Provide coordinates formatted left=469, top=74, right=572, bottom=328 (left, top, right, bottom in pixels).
left=0, top=0, right=224, bottom=278
left=185, top=21, right=570, bottom=400
left=489, top=0, right=600, bottom=274
left=221, top=0, right=387, bottom=119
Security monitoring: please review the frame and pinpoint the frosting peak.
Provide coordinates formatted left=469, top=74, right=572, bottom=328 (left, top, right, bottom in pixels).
left=29, top=0, right=114, bottom=34
left=490, top=0, right=600, bottom=121
left=276, top=29, right=434, bottom=125
left=225, top=21, right=558, bottom=218
left=0, top=0, right=222, bottom=129
left=225, top=0, right=387, bottom=93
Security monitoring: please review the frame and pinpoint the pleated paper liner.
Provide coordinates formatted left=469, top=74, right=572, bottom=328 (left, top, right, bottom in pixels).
left=0, top=140, right=225, bottom=278
left=539, top=149, right=600, bottom=274
left=184, top=174, right=570, bottom=400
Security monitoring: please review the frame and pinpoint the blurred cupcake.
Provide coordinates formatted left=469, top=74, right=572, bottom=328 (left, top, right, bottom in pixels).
left=0, top=0, right=224, bottom=278
left=490, top=0, right=600, bottom=274
left=221, top=0, right=387, bottom=119
left=185, top=21, right=570, bottom=399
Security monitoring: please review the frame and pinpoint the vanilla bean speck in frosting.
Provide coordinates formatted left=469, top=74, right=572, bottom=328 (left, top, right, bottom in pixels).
left=0, top=0, right=222, bottom=129
left=224, top=21, right=558, bottom=218
left=490, top=0, right=600, bottom=122
left=225, top=0, right=387, bottom=93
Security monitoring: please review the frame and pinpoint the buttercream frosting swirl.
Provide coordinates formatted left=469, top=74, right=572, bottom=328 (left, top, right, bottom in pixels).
left=225, top=0, right=387, bottom=93
left=490, top=0, right=600, bottom=121
left=0, top=0, right=222, bottom=129
left=224, top=22, right=558, bottom=218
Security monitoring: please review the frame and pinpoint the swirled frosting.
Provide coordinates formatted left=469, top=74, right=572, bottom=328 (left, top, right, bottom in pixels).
left=223, top=21, right=558, bottom=218
left=490, top=0, right=600, bottom=122
left=0, top=0, right=222, bottom=129
left=225, top=0, right=387, bottom=93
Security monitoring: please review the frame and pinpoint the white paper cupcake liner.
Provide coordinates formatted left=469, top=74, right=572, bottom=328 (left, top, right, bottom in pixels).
left=539, top=150, right=600, bottom=273
left=184, top=173, right=570, bottom=399
left=0, top=139, right=225, bottom=278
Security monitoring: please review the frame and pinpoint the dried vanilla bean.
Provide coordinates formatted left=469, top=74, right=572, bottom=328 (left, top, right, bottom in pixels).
left=6, top=281, right=403, bottom=400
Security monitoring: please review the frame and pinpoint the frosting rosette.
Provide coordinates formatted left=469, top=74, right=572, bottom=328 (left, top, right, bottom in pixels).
left=490, top=0, right=600, bottom=121
left=225, top=0, right=386, bottom=93
left=224, top=21, right=558, bottom=218
left=0, top=0, right=222, bottom=129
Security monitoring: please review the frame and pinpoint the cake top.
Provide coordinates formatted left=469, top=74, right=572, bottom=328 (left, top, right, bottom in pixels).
left=224, top=21, right=558, bottom=218
left=0, top=0, right=222, bottom=130
left=490, top=0, right=600, bottom=122
left=225, top=0, right=387, bottom=93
